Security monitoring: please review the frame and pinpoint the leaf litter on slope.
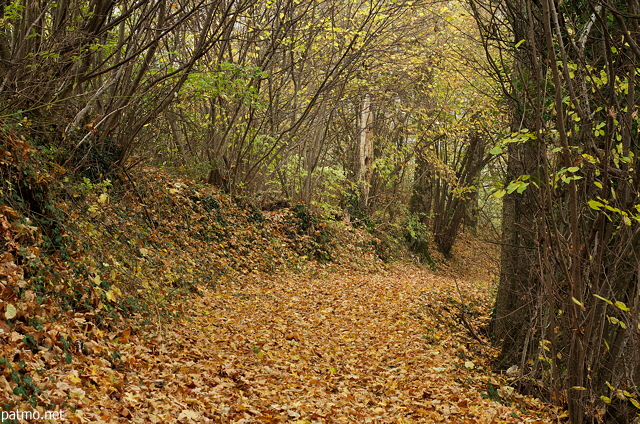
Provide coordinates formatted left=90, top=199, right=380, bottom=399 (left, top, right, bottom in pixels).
left=1, top=166, right=563, bottom=423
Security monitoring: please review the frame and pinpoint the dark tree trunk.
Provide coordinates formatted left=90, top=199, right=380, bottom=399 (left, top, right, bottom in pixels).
left=490, top=137, right=538, bottom=367
left=408, top=153, right=433, bottom=263
left=432, top=130, right=488, bottom=256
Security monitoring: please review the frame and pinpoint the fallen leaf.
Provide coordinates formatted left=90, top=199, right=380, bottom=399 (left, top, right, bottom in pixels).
left=4, top=303, right=17, bottom=320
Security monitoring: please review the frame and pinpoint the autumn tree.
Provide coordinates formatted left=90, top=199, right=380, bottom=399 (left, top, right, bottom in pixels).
left=401, top=3, right=505, bottom=256
left=1, top=0, right=505, bottom=257
left=471, top=0, right=640, bottom=421
left=0, top=0, right=252, bottom=176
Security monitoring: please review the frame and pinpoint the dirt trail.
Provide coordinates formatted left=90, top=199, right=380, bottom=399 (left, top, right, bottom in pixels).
left=59, top=265, right=560, bottom=423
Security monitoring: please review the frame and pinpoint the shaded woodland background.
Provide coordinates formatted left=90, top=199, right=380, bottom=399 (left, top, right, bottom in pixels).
left=1, top=0, right=639, bottom=422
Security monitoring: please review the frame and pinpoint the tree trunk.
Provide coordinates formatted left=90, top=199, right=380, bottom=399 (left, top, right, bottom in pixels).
left=490, top=137, right=538, bottom=368
left=355, top=93, right=374, bottom=211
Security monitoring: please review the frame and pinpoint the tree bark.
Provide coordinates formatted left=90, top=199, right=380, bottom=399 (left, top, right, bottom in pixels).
left=355, top=93, right=374, bottom=211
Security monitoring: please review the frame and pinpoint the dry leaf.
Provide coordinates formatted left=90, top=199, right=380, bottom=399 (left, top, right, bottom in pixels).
left=4, top=303, right=17, bottom=320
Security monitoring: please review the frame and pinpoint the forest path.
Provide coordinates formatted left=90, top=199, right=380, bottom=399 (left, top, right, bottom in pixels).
left=75, top=265, right=558, bottom=423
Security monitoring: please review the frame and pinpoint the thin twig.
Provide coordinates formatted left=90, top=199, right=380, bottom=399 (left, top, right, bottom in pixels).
left=453, top=276, right=487, bottom=345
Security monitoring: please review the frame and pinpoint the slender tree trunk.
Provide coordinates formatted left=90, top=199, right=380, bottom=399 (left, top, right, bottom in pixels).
left=490, top=136, right=538, bottom=367
left=355, top=93, right=374, bottom=210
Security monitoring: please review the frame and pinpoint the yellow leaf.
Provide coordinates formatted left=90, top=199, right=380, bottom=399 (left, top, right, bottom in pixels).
left=67, top=372, right=81, bottom=384
left=105, top=290, right=117, bottom=302
left=571, top=297, right=586, bottom=310
left=4, top=304, right=17, bottom=320
left=614, top=301, right=630, bottom=311
left=124, top=392, right=138, bottom=403
left=98, top=193, right=108, bottom=204
left=464, top=361, right=475, bottom=369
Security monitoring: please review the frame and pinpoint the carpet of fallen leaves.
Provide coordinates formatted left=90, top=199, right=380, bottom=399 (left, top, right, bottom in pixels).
left=2, top=164, right=566, bottom=423
left=37, top=265, right=562, bottom=423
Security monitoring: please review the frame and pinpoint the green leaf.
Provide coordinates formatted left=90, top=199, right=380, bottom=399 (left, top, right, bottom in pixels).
left=567, top=167, right=580, bottom=173
left=516, top=182, right=529, bottom=193
left=593, top=294, right=612, bottom=305
left=506, top=181, right=520, bottom=194
left=489, top=146, right=503, bottom=155
left=601, top=396, right=611, bottom=404
left=571, top=297, right=585, bottom=309
left=492, top=189, right=506, bottom=199
left=614, top=301, right=630, bottom=312
left=605, top=204, right=620, bottom=213
left=588, top=200, right=603, bottom=210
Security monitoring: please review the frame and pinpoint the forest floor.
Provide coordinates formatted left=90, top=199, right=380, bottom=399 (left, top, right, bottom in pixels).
left=44, top=265, right=565, bottom=423
left=2, top=167, right=566, bottom=423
